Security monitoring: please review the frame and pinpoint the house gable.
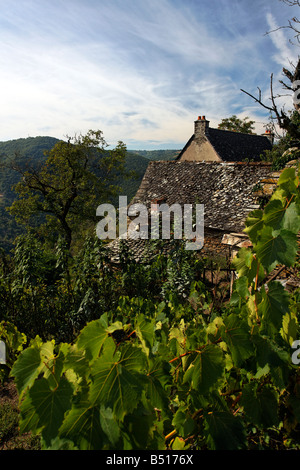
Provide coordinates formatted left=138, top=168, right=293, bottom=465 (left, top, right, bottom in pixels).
left=177, top=116, right=273, bottom=163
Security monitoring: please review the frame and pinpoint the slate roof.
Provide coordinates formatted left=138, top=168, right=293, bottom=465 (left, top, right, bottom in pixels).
left=131, top=160, right=275, bottom=233
left=176, top=127, right=273, bottom=162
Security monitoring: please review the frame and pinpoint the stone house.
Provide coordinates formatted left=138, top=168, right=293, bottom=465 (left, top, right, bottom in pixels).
left=177, top=116, right=273, bottom=163
left=107, top=159, right=280, bottom=263
left=106, top=115, right=297, bottom=286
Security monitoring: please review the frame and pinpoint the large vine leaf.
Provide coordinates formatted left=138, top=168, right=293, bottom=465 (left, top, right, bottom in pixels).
left=204, top=410, right=247, bottom=450
left=19, top=376, right=74, bottom=447
left=172, top=407, right=195, bottom=439
left=240, top=382, right=279, bottom=428
left=145, top=357, right=171, bottom=412
left=231, top=248, right=265, bottom=283
left=277, top=167, right=298, bottom=197
left=11, top=345, right=43, bottom=396
left=59, top=402, right=105, bottom=450
left=59, top=342, right=89, bottom=379
left=183, top=344, right=225, bottom=394
left=280, top=311, right=299, bottom=347
left=221, top=314, right=254, bottom=367
left=99, top=405, right=121, bottom=446
left=263, top=199, right=300, bottom=234
left=134, top=314, right=156, bottom=357
left=252, top=334, right=291, bottom=389
left=76, top=315, right=108, bottom=362
left=258, top=281, right=290, bottom=332
left=244, top=209, right=264, bottom=244
left=89, top=338, right=146, bottom=420
left=11, top=340, right=55, bottom=396
left=255, top=227, right=298, bottom=272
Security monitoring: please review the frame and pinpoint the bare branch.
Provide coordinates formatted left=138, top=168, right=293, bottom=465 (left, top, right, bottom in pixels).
left=280, top=0, right=300, bottom=7
left=240, top=88, right=274, bottom=113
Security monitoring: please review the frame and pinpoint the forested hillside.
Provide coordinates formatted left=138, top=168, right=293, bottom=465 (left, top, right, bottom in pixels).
left=0, top=136, right=179, bottom=252
left=130, top=149, right=179, bottom=161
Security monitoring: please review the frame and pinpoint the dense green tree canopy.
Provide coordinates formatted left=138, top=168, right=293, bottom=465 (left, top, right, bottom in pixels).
left=218, top=115, right=255, bottom=134
left=8, top=130, right=127, bottom=249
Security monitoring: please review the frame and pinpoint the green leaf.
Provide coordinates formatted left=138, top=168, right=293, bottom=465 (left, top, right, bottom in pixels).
left=255, top=227, right=298, bottom=272
left=122, top=405, right=156, bottom=450
left=60, top=343, right=89, bottom=379
left=59, top=403, right=104, bottom=450
left=11, top=344, right=43, bottom=396
left=253, top=334, right=290, bottom=389
left=240, top=382, right=279, bottom=428
left=278, top=167, right=297, bottom=187
left=89, top=339, right=146, bottom=420
left=231, top=248, right=265, bottom=284
left=282, top=201, right=300, bottom=233
left=135, top=314, right=155, bottom=357
left=263, top=199, right=300, bottom=234
left=145, top=358, right=171, bottom=412
left=272, top=167, right=298, bottom=203
left=99, top=406, right=120, bottom=446
left=183, top=344, right=225, bottom=394
left=234, top=276, right=250, bottom=299
left=244, top=209, right=264, bottom=244
left=76, top=316, right=108, bottom=362
left=171, top=437, right=191, bottom=450
left=204, top=411, right=246, bottom=450
left=258, top=281, right=290, bottom=332
left=280, top=311, right=299, bottom=346
left=221, top=314, right=254, bottom=367
left=263, top=199, right=284, bottom=228
left=20, top=376, right=73, bottom=447
left=172, top=408, right=195, bottom=438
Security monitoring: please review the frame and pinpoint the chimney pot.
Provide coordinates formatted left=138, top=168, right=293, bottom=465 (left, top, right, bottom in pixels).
left=262, top=129, right=274, bottom=145
left=194, top=116, right=209, bottom=139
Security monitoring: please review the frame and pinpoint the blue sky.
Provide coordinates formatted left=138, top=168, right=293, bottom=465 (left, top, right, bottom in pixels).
left=0, top=0, right=298, bottom=149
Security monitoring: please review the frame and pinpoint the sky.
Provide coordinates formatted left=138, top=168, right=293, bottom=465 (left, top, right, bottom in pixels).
left=0, top=0, right=299, bottom=150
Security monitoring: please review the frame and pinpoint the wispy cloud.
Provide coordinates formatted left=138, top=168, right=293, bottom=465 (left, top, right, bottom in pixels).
left=0, top=0, right=297, bottom=148
left=266, top=12, right=296, bottom=68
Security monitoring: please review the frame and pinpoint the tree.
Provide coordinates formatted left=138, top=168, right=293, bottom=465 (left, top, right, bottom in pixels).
left=8, top=130, right=127, bottom=250
left=262, top=110, right=300, bottom=168
left=218, top=115, right=255, bottom=134
left=241, top=0, right=300, bottom=143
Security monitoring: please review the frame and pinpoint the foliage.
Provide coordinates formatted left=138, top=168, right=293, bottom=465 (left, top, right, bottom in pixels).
left=261, top=111, right=300, bottom=169
left=0, top=235, right=205, bottom=343
left=129, top=149, right=179, bottom=161
left=7, top=165, right=300, bottom=450
left=0, top=321, right=27, bottom=383
left=8, top=130, right=128, bottom=249
left=218, top=115, right=255, bottom=134
left=0, top=136, right=177, bottom=253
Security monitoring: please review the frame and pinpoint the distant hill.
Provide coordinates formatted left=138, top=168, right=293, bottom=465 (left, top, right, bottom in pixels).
left=129, top=149, right=180, bottom=161
left=0, top=136, right=180, bottom=251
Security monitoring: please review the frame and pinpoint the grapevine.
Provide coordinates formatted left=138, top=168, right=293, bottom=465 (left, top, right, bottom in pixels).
left=7, top=165, right=300, bottom=450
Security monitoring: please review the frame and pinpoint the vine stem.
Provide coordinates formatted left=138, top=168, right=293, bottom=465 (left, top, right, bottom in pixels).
left=169, top=337, right=224, bottom=364
left=43, top=360, right=59, bottom=391
left=165, top=429, right=177, bottom=441
left=253, top=255, right=261, bottom=323
left=169, top=351, right=193, bottom=364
